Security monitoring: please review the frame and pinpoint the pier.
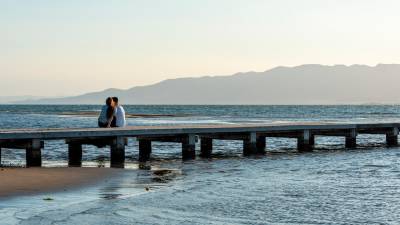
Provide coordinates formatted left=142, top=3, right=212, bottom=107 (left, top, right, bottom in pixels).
left=0, top=122, right=399, bottom=168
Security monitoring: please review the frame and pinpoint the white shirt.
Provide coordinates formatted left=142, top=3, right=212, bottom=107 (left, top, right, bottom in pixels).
left=115, top=105, right=127, bottom=127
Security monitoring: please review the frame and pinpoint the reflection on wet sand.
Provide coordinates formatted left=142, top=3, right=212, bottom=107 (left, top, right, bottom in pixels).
left=98, top=166, right=182, bottom=200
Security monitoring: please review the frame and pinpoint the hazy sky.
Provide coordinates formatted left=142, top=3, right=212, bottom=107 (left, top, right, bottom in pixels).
left=1, top=0, right=400, bottom=96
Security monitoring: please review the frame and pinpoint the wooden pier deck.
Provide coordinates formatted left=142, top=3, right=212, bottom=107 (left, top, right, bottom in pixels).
left=0, top=122, right=399, bottom=168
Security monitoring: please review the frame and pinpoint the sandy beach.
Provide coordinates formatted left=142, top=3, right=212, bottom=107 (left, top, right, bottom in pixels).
left=0, top=167, right=119, bottom=198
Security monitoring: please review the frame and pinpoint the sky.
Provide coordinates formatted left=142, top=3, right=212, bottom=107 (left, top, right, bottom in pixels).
left=1, top=0, right=400, bottom=97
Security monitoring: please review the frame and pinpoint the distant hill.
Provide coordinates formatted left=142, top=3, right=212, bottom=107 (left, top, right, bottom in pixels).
left=13, top=64, right=400, bottom=105
left=0, top=96, right=47, bottom=104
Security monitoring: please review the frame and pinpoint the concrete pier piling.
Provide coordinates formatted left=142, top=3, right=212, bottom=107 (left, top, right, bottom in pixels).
left=243, top=132, right=257, bottom=155
left=345, top=129, right=357, bottom=149
left=256, top=136, right=266, bottom=154
left=200, top=137, right=213, bottom=158
left=386, top=127, right=399, bottom=147
left=26, top=139, right=42, bottom=167
left=1, top=122, right=399, bottom=167
left=309, top=135, right=315, bottom=147
left=182, top=134, right=196, bottom=160
left=138, top=139, right=152, bottom=162
left=110, top=137, right=125, bottom=168
left=68, top=143, right=82, bottom=167
left=298, top=130, right=313, bottom=152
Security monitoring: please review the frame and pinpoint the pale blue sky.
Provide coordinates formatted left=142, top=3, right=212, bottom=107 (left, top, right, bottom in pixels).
left=1, top=0, right=400, bottom=96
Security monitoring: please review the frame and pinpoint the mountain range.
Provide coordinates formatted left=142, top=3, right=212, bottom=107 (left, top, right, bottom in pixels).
left=11, top=64, right=400, bottom=105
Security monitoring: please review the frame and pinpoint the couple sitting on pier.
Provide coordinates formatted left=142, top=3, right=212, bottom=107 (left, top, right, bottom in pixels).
left=98, top=97, right=126, bottom=128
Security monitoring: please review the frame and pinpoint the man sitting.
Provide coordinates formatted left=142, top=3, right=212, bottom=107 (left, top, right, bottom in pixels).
left=112, top=97, right=126, bottom=127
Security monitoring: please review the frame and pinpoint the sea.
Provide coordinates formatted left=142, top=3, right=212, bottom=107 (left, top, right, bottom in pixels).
left=1, top=105, right=400, bottom=225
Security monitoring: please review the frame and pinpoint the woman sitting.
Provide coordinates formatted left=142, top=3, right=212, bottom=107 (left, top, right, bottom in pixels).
left=98, top=97, right=117, bottom=128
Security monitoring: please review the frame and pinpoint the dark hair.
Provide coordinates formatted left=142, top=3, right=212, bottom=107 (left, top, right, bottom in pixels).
left=106, top=106, right=115, bottom=120
left=106, top=97, right=114, bottom=119
left=112, top=97, right=119, bottom=104
left=105, top=97, right=113, bottom=106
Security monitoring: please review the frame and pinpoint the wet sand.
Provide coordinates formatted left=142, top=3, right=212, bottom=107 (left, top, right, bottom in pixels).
left=0, top=167, right=119, bottom=198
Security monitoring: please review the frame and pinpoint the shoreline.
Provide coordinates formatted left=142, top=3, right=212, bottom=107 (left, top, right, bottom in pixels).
left=60, top=111, right=190, bottom=118
left=0, top=167, right=120, bottom=199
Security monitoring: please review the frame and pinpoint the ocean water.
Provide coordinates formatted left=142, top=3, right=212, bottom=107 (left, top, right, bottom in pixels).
left=1, top=105, right=400, bottom=224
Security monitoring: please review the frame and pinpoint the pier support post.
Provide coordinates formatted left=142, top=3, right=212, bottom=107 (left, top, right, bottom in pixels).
left=256, top=136, right=266, bottom=154
left=26, top=139, right=42, bottom=167
left=298, top=130, right=312, bottom=152
left=68, top=143, right=82, bottom=167
left=386, top=127, right=399, bottom=147
left=243, top=132, right=257, bottom=156
left=200, top=137, right=213, bottom=158
left=110, top=137, right=125, bottom=168
left=139, top=139, right=152, bottom=162
left=0, top=147, right=2, bottom=166
left=345, top=129, right=357, bottom=149
left=310, top=135, right=315, bottom=147
left=182, top=134, right=196, bottom=160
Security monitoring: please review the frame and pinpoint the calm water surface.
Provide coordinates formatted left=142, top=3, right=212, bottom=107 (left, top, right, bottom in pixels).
left=1, top=105, right=400, bottom=224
